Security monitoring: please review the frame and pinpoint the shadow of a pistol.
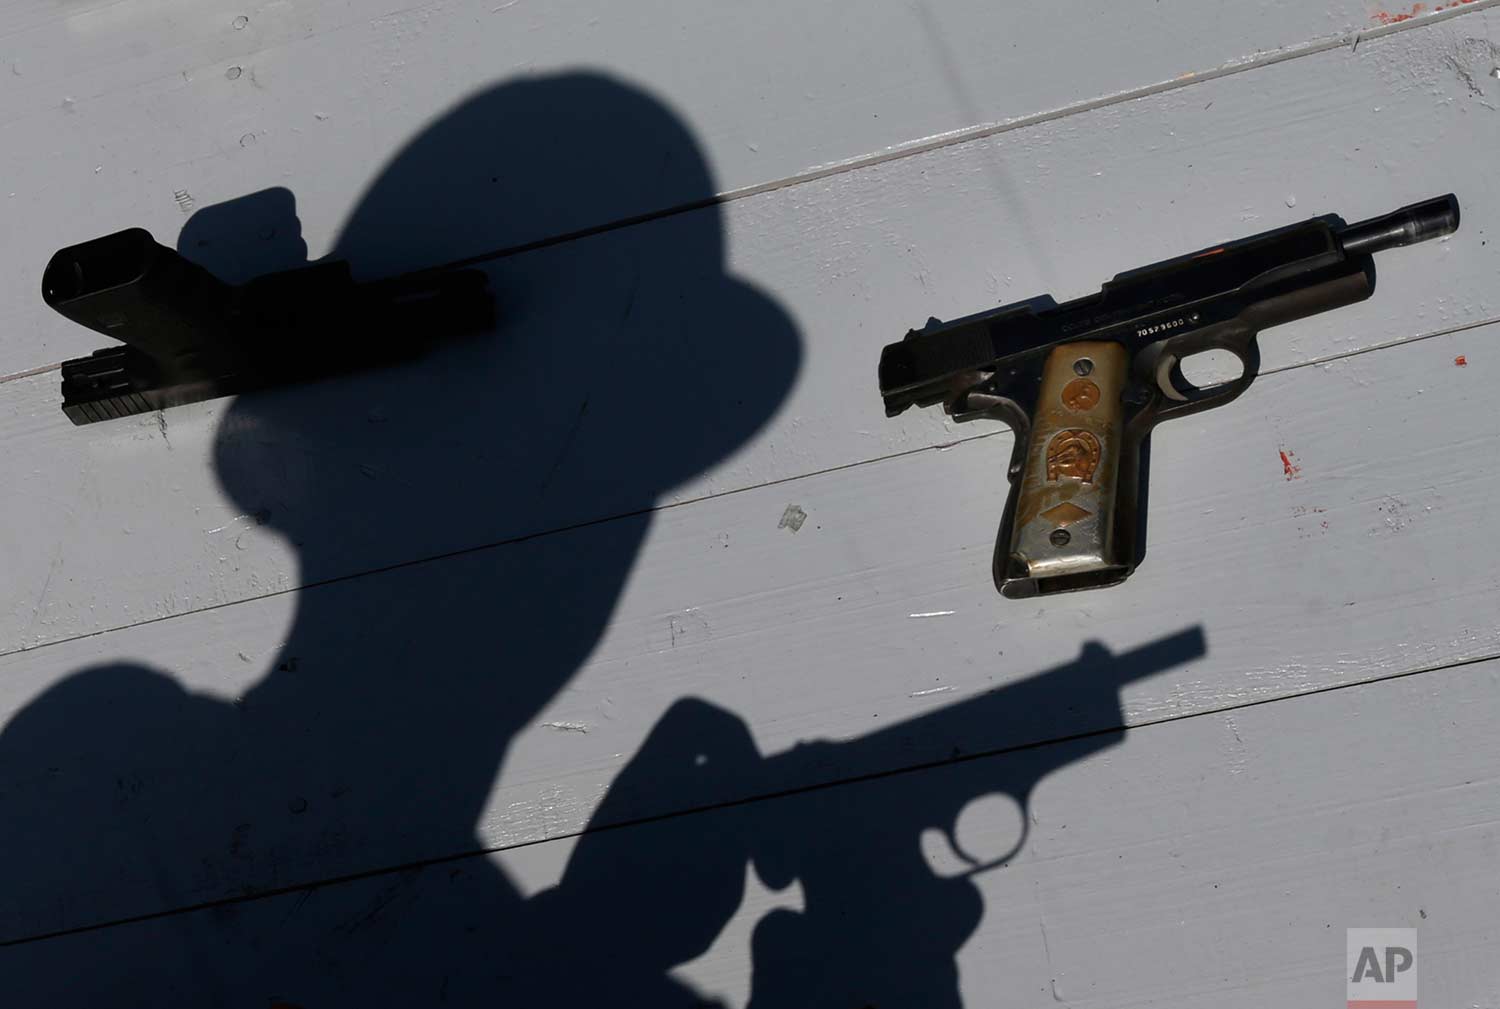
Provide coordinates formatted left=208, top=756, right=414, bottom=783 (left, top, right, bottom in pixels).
left=936, top=626, right=1207, bottom=875
left=749, top=625, right=1207, bottom=884
left=531, top=626, right=1206, bottom=1006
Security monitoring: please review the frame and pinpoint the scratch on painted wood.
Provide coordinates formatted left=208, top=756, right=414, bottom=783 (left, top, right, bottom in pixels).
left=539, top=721, right=590, bottom=733
left=23, top=542, right=64, bottom=642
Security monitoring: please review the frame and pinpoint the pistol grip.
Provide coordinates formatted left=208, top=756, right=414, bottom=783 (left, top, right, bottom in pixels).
left=994, top=341, right=1135, bottom=598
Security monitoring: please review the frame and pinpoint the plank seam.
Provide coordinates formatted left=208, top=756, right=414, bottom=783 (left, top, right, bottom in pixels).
left=0, top=362, right=61, bottom=386
left=3, top=313, right=1495, bottom=664
left=699, top=1, right=1497, bottom=208
left=1, top=0, right=1494, bottom=385
left=3, top=645, right=1494, bottom=950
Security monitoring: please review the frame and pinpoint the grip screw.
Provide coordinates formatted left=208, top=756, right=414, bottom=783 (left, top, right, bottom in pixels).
left=1072, top=358, right=1094, bottom=376
left=1049, top=529, right=1071, bottom=547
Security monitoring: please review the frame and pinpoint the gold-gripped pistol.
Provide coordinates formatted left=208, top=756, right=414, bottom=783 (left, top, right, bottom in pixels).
left=879, top=195, right=1460, bottom=598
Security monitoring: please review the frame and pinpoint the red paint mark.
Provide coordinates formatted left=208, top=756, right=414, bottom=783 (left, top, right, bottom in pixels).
left=1455, top=355, right=1468, bottom=367
left=1372, top=0, right=1476, bottom=22
left=1279, top=449, right=1302, bottom=481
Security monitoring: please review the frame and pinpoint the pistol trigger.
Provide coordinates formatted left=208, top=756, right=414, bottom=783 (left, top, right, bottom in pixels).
left=944, top=372, right=1000, bottom=422
left=1154, top=352, right=1189, bottom=402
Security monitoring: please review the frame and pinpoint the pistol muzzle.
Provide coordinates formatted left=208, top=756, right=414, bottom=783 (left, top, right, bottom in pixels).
left=1338, top=194, right=1460, bottom=256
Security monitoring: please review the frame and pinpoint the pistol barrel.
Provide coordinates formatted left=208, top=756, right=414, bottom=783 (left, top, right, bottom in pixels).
left=1337, top=194, right=1460, bottom=256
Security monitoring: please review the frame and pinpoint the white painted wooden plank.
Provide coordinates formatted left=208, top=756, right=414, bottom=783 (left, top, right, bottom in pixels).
left=3, top=651, right=1495, bottom=1007
left=0, top=321, right=1495, bottom=941
left=11, top=14, right=1498, bottom=377
left=3, top=0, right=1466, bottom=371
left=3, top=13, right=1498, bottom=651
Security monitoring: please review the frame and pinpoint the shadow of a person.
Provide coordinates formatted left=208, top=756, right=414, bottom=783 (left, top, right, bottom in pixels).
left=0, top=72, right=799, bottom=1005
left=1, top=71, right=1204, bottom=1008
left=543, top=633, right=1202, bottom=1008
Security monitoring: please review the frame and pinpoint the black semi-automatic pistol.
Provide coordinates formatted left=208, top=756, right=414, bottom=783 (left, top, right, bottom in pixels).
left=879, top=194, right=1459, bottom=598
left=43, top=228, right=492, bottom=424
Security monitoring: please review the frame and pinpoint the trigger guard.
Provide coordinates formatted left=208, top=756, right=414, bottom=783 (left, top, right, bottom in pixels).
left=945, top=826, right=980, bottom=869
left=986, top=819, right=1030, bottom=871
left=1161, top=344, right=1252, bottom=401
left=946, top=819, right=1031, bottom=877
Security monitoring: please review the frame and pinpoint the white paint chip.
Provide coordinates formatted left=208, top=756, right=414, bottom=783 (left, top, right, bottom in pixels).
left=207, top=514, right=255, bottom=535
